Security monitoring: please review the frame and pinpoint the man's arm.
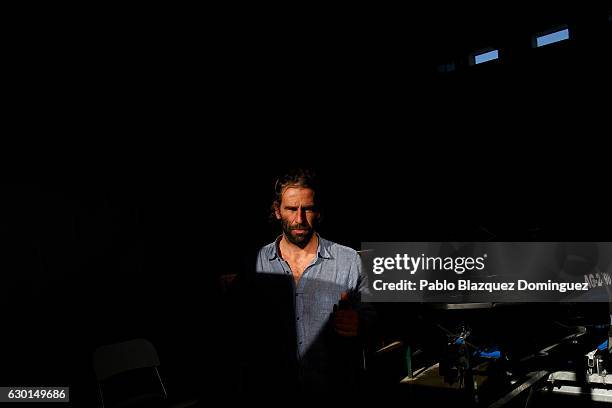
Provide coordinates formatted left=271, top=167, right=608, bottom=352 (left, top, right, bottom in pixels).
left=353, top=251, right=377, bottom=339
left=332, top=251, right=377, bottom=338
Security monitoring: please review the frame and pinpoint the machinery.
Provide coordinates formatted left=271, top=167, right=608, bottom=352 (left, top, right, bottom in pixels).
left=376, top=302, right=612, bottom=407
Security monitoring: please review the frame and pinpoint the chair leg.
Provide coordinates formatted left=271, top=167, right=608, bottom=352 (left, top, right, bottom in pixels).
left=97, top=382, right=105, bottom=408
left=154, top=366, right=168, bottom=399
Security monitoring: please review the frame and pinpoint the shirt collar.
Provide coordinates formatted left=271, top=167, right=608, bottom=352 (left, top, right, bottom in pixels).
left=268, top=233, right=333, bottom=260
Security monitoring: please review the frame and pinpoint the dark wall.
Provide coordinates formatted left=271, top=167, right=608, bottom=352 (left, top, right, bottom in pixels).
left=1, top=4, right=609, bottom=406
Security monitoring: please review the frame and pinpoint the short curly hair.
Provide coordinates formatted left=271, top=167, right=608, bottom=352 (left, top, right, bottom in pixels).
left=270, top=168, right=321, bottom=219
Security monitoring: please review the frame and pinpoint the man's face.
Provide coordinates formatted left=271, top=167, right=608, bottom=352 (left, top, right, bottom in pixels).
left=275, top=187, right=319, bottom=248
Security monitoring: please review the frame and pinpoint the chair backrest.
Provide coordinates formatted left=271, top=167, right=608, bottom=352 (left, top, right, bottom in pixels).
left=94, top=338, right=160, bottom=381
left=93, top=338, right=166, bottom=408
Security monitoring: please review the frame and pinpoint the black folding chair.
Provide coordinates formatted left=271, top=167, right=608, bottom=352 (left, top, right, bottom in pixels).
left=93, top=338, right=198, bottom=408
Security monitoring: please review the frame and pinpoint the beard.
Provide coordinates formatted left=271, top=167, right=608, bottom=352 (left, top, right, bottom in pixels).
left=281, top=218, right=316, bottom=249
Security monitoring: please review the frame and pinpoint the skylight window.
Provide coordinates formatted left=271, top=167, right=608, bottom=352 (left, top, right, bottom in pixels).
left=473, top=49, right=499, bottom=65
left=535, top=28, right=570, bottom=47
left=437, top=62, right=456, bottom=73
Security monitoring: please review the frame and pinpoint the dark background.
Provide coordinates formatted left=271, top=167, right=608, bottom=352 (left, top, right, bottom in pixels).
left=1, top=3, right=610, bottom=406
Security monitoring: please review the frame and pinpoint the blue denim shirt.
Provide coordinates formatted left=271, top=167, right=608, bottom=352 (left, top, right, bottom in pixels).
left=255, top=234, right=365, bottom=390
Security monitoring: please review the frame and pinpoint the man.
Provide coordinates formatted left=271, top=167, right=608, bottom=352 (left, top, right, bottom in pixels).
left=254, top=168, right=371, bottom=394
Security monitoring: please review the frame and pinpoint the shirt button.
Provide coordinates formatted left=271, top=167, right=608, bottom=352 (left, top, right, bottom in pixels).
left=296, top=317, right=300, bottom=321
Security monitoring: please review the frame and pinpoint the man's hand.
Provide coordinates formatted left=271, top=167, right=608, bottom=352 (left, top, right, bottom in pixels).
left=332, top=292, right=359, bottom=337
